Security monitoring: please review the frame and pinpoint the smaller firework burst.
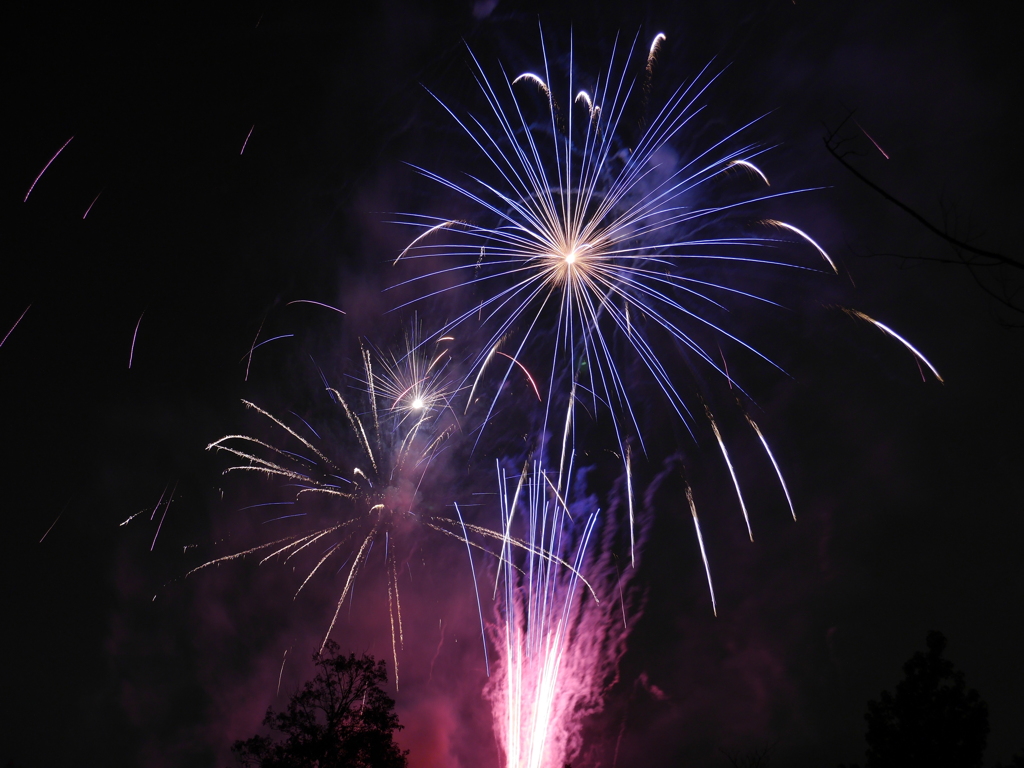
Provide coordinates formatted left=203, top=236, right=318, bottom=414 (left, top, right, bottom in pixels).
left=198, top=328, right=465, bottom=684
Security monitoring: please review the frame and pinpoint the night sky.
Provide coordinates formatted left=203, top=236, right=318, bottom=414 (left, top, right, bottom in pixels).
left=3, top=2, right=1022, bottom=767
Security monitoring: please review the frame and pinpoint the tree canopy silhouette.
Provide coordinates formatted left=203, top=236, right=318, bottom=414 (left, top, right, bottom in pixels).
left=233, top=640, right=408, bottom=768
left=861, top=630, right=989, bottom=768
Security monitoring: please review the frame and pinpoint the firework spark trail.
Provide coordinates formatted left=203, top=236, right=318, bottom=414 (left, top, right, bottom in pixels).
left=83, top=190, right=103, bottom=219
left=708, top=410, right=752, bottom=541
left=1, top=305, right=31, bottom=349
left=129, top=311, right=145, bottom=369
left=685, top=484, right=716, bottom=616
left=286, top=299, right=347, bottom=315
left=846, top=309, right=943, bottom=382
left=24, top=136, right=73, bottom=202
left=745, top=414, right=795, bottom=521
left=483, top=459, right=642, bottom=768
left=241, top=125, right=255, bottom=155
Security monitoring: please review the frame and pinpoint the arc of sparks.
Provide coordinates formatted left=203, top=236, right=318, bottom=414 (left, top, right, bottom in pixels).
left=456, top=502, right=491, bottom=677
left=495, top=351, right=542, bottom=401
left=648, top=32, right=666, bottom=61
left=709, top=413, right=753, bottom=541
left=24, top=136, right=74, bottom=202
left=40, top=499, right=72, bottom=543
left=685, top=485, right=717, bottom=616
left=286, top=299, right=347, bottom=315
left=746, top=414, right=796, bottom=520
left=846, top=309, right=943, bottom=382
left=393, top=220, right=467, bottom=264
left=237, top=334, right=294, bottom=362
left=512, top=71, right=550, bottom=97
left=241, top=124, right=255, bottom=155
left=129, top=311, right=145, bottom=369
left=855, top=120, right=890, bottom=159
left=765, top=219, right=837, bottom=273
left=729, top=159, right=770, bottom=185
left=83, top=190, right=103, bottom=219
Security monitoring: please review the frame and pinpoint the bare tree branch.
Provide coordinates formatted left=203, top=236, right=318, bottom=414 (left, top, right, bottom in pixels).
left=824, top=114, right=1023, bottom=321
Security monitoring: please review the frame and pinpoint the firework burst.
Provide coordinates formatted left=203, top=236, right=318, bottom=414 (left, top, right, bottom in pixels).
left=198, top=329, right=467, bottom=684
left=392, top=29, right=836, bottom=463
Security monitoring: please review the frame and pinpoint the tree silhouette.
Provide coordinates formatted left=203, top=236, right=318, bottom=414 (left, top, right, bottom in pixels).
left=861, top=630, right=988, bottom=768
left=233, top=640, right=408, bottom=768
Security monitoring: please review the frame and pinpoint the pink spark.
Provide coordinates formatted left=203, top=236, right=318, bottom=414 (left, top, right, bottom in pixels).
left=496, top=351, right=542, bottom=401
left=241, top=125, right=255, bottom=155
left=40, top=499, right=71, bottom=543
left=286, top=299, right=346, bottom=315
left=150, top=482, right=177, bottom=551
left=856, top=120, right=890, bottom=159
left=245, top=317, right=267, bottom=382
left=1, top=305, right=31, bottom=349
left=24, top=136, right=74, bottom=202
left=129, top=311, right=145, bottom=369
left=717, top=342, right=733, bottom=389
left=83, top=190, right=103, bottom=219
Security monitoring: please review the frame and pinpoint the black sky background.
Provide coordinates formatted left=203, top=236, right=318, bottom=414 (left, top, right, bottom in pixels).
left=2, top=1, right=1022, bottom=766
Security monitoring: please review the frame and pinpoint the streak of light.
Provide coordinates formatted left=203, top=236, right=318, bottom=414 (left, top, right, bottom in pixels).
left=685, top=485, right=716, bottom=616
left=83, top=190, right=103, bottom=218
left=241, top=125, right=255, bottom=155
left=245, top=317, right=267, bottom=382
left=40, top=499, right=72, bottom=543
left=718, top=342, right=733, bottom=389
left=729, top=159, right=770, bottom=185
left=746, top=414, right=795, bottom=520
left=150, top=482, right=177, bottom=552
left=289, top=411, right=322, bottom=440
left=120, top=510, right=145, bottom=526
left=150, top=484, right=169, bottom=521
left=237, top=334, right=294, bottom=362
left=765, top=219, right=837, bottom=272
left=24, top=136, right=73, bottom=202
left=239, top=501, right=295, bottom=511
left=709, top=415, right=752, bottom=541
left=512, top=71, right=550, bottom=96
left=648, top=32, right=666, bottom=61
left=626, top=443, right=635, bottom=567
left=393, top=220, right=467, bottom=264
left=276, top=648, right=290, bottom=696
left=286, top=299, right=347, bottom=315
left=1, top=305, right=31, bottom=349
left=847, top=309, right=943, bottom=382
left=856, top=120, right=890, bottom=159
left=457, top=501, right=491, bottom=677
left=495, top=351, right=543, bottom=401
left=129, top=311, right=145, bottom=369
